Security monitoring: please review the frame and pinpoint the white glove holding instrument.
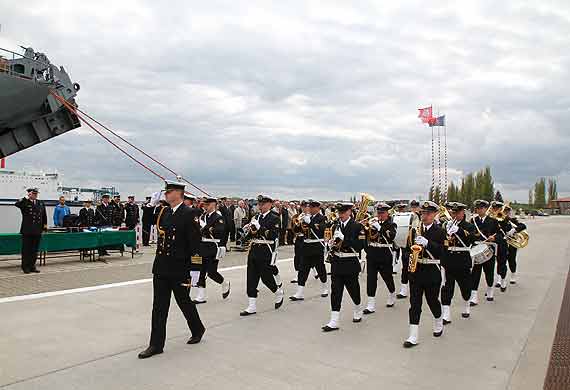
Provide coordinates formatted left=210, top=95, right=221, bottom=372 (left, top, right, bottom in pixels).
left=302, top=215, right=311, bottom=224
left=333, top=229, right=344, bottom=241
left=251, top=218, right=261, bottom=231
left=199, top=218, right=207, bottom=229
left=415, top=236, right=428, bottom=247
left=371, top=221, right=381, bottom=231
left=447, top=224, right=459, bottom=235
left=507, top=228, right=516, bottom=236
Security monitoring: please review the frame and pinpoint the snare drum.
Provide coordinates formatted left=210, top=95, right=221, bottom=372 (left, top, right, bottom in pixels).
left=470, top=243, right=493, bottom=265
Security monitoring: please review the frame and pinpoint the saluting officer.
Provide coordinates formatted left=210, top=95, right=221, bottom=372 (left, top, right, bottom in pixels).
left=441, top=202, right=477, bottom=323
left=138, top=181, right=205, bottom=359
left=322, top=202, right=366, bottom=332
left=194, top=198, right=231, bottom=304
left=240, top=195, right=284, bottom=316
left=469, top=199, right=499, bottom=306
left=404, top=201, right=446, bottom=348
left=363, top=202, right=398, bottom=314
left=504, top=205, right=526, bottom=285
left=79, top=200, right=96, bottom=227
left=289, top=200, right=329, bottom=301
left=14, top=188, right=47, bottom=274
left=125, top=195, right=140, bottom=230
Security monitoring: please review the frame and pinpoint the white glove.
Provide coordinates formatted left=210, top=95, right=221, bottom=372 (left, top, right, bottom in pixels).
left=302, top=215, right=311, bottom=224
left=447, top=224, right=459, bottom=235
left=508, top=228, right=516, bottom=236
left=199, top=218, right=206, bottom=229
left=415, top=236, right=428, bottom=247
left=333, top=229, right=344, bottom=241
left=150, top=190, right=164, bottom=207
left=252, top=219, right=261, bottom=230
left=371, top=221, right=381, bottom=231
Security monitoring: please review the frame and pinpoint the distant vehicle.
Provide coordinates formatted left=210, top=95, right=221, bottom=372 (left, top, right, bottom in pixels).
left=528, top=210, right=550, bottom=217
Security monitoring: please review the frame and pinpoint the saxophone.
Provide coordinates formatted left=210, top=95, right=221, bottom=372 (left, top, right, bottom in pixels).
left=408, top=222, right=424, bottom=273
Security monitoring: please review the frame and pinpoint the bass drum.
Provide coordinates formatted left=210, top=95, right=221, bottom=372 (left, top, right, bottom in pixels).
left=393, top=212, right=413, bottom=248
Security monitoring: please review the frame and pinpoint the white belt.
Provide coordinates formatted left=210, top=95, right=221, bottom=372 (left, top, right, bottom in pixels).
left=304, top=239, right=324, bottom=244
left=252, top=239, right=274, bottom=245
left=295, top=233, right=304, bottom=237
left=334, top=252, right=359, bottom=259
left=368, top=243, right=392, bottom=248
left=448, top=247, right=470, bottom=252
left=201, top=238, right=220, bottom=243
left=417, top=258, right=440, bottom=265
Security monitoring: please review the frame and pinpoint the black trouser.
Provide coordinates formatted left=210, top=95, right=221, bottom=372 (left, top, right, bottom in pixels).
left=197, top=256, right=224, bottom=288
left=330, top=272, right=361, bottom=311
left=142, top=221, right=151, bottom=245
left=247, top=251, right=278, bottom=297
left=229, top=223, right=236, bottom=242
left=21, top=234, right=41, bottom=272
left=507, top=246, right=518, bottom=273
left=367, top=257, right=395, bottom=296
left=441, top=254, right=472, bottom=305
left=286, top=229, right=294, bottom=245
left=408, top=263, right=442, bottom=324
left=150, top=275, right=205, bottom=350
left=496, top=242, right=509, bottom=279
left=279, top=229, right=286, bottom=246
left=293, top=237, right=303, bottom=272
left=471, top=256, right=496, bottom=290
left=400, top=249, right=410, bottom=284
left=298, top=252, right=327, bottom=286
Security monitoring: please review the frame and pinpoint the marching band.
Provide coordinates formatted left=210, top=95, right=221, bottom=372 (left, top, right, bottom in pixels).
left=139, top=182, right=530, bottom=358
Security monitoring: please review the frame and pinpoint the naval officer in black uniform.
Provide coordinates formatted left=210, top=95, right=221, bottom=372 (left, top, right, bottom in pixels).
left=322, top=202, right=366, bottom=332
left=289, top=200, right=329, bottom=301
left=14, top=188, right=47, bottom=274
left=138, top=181, right=205, bottom=359
left=363, top=202, right=398, bottom=314
left=240, top=195, right=284, bottom=316
left=403, top=201, right=446, bottom=348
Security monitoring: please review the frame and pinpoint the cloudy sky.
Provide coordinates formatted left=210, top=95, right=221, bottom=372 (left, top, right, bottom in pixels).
left=2, top=1, right=569, bottom=201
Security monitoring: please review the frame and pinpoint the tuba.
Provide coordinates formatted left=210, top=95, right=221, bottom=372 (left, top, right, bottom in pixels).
left=355, top=193, right=375, bottom=223
left=506, top=221, right=529, bottom=249
left=437, top=204, right=453, bottom=224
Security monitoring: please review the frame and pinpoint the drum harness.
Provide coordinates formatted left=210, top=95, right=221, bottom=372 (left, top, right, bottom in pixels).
left=473, top=218, right=498, bottom=252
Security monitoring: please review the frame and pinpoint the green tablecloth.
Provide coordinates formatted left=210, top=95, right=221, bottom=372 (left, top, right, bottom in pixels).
left=0, top=230, right=136, bottom=256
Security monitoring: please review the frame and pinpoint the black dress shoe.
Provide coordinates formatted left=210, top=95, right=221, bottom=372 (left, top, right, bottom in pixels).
left=403, top=341, right=418, bottom=348
left=486, top=297, right=494, bottom=302
left=23, top=270, right=31, bottom=274
left=187, top=330, right=205, bottom=345
left=193, top=300, right=207, bottom=305
left=222, top=281, right=231, bottom=299
left=443, top=319, right=451, bottom=325
left=138, top=346, right=163, bottom=359
left=240, top=310, right=256, bottom=316
left=352, top=317, right=362, bottom=323
left=469, top=301, right=478, bottom=307
left=290, top=280, right=298, bottom=284
left=321, top=293, right=328, bottom=298
left=386, top=303, right=394, bottom=308
left=289, top=296, right=304, bottom=301
left=322, top=325, right=339, bottom=332
left=31, top=268, right=40, bottom=273
left=275, top=298, right=284, bottom=310
left=396, top=294, right=407, bottom=299
left=495, top=283, right=501, bottom=288
left=461, top=313, right=470, bottom=318
left=500, top=287, right=506, bottom=292
left=363, top=309, right=375, bottom=315
left=433, top=329, right=443, bottom=337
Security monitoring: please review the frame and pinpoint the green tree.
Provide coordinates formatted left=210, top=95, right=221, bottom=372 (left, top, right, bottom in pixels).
left=548, top=178, right=558, bottom=203
left=534, top=178, right=546, bottom=208
left=494, top=190, right=504, bottom=202
left=528, top=189, right=533, bottom=207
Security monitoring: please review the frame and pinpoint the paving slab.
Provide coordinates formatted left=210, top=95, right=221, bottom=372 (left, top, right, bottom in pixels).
left=0, top=217, right=568, bottom=390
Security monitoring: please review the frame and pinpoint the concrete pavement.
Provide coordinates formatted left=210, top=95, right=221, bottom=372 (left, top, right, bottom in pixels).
left=0, top=217, right=568, bottom=390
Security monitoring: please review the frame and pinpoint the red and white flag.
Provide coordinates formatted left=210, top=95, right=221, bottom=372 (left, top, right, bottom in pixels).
left=418, top=106, right=433, bottom=123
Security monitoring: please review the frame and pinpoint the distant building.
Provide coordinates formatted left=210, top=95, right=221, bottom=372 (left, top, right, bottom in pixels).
left=549, top=197, right=570, bottom=215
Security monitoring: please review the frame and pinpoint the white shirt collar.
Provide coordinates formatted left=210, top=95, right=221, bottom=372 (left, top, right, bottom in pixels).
left=261, top=210, right=270, bottom=218
left=424, top=223, right=433, bottom=230
left=171, top=201, right=183, bottom=214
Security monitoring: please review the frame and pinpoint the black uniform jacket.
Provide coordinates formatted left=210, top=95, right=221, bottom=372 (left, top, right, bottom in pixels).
left=418, top=223, right=446, bottom=261
left=331, top=218, right=365, bottom=275
left=199, top=210, right=226, bottom=258
left=442, top=218, right=477, bottom=267
left=141, top=203, right=155, bottom=225
left=152, top=203, right=201, bottom=279
left=79, top=207, right=96, bottom=227
left=248, top=211, right=280, bottom=259
left=111, top=201, right=125, bottom=227
left=302, top=213, right=326, bottom=257
left=365, top=217, right=397, bottom=261
left=125, top=203, right=140, bottom=227
left=471, top=215, right=500, bottom=243
left=96, top=203, right=114, bottom=227
left=15, top=198, right=47, bottom=235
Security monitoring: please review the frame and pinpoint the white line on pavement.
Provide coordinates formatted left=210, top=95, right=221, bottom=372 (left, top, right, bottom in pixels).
left=0, top=258, right=294, bottom=304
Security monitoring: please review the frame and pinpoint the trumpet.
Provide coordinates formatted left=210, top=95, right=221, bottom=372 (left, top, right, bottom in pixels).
left=242, top=217, right=260, bottom=236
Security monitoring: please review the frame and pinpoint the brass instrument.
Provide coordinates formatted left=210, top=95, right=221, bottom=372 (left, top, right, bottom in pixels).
left=438, top=204, right=453, bottom=224
left=486, top=204, right=507, bottom=221
left=355, top=193, right=375, bottom=223
left=408, top=222, right=424, bottom=273
left=506, top=220, right=529, bottom=249
left=362, top=217, right=380, bottom=241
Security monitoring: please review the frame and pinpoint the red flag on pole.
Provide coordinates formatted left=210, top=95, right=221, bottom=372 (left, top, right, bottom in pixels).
left=418, top=106, right=433, bottom=123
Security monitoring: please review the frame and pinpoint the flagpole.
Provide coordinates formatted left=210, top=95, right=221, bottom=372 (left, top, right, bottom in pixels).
left=444, top=120, right=448, bottom=203
left=437, top=107, right=442, bottom=204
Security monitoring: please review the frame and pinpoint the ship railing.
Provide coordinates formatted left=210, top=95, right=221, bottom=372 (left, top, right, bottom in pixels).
left=0, top=47, right=53, bottom=82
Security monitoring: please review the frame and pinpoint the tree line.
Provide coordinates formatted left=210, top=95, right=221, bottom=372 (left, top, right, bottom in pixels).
left=442, top=166, right=495, bottom=206
left=528, top=178, right=557, bottom=208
